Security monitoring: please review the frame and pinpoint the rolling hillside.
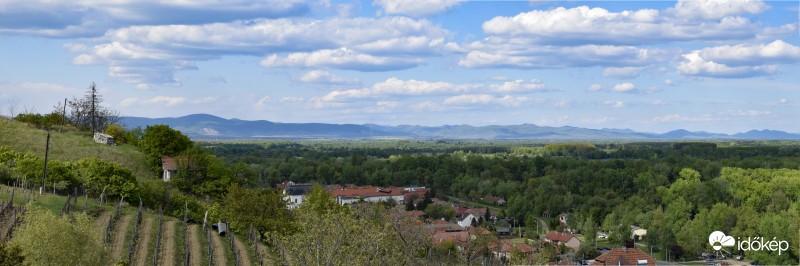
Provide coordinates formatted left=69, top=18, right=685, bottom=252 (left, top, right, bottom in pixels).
left=0, top=117, right=153, bottom=180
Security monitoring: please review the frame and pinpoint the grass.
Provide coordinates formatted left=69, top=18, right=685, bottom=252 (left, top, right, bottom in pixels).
left=0, top=118, right=153, bottom=180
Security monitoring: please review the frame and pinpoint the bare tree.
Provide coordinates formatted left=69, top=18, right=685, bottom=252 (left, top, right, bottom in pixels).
left=60, top=83, right=120, bottom=132
left=7, top=99, right=18, bottom=118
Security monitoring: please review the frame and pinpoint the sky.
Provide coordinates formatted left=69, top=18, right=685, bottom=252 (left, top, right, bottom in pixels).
left=0, top=0, right=798, bottom=134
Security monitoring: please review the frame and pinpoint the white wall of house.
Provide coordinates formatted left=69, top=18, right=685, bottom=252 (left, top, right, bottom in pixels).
left=336, top=195, right=404, bottom=205
left=458, top=214, right=476, bottom=228
left=163, top=170, right=175, bottom=182
left=286, top=195, right=305, bottom=209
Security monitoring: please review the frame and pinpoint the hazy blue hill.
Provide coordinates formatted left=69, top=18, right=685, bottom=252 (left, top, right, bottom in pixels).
left=119, top=114, right=800, bottom=140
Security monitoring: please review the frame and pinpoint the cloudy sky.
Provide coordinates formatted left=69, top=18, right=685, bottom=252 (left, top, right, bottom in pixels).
left=1, top=0, right=798, bottom=133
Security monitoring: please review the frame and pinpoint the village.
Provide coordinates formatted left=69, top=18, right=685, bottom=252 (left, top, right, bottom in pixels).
left=277, top=181, right=655, bottom=266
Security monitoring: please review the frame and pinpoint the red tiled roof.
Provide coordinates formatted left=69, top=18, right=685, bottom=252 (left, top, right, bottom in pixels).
left=161, top=156, right=177, bottom=171
left=545, top=231, right=576, bottom=243
left=591, top=248, right=655, bottom=266
left=432, top=231, right=469, bottom=246
left=406, top=210, right=424, bottom=218
left=328, top=186, right=403, bottom=198
left=514, top=243, right=536, bottom=253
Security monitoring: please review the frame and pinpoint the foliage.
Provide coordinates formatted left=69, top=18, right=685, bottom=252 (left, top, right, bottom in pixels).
left=10, top=205, right=109, bottom=265
left=13, top=112, right=65, bottom=129
left=424, top=203, right=456, bottom=221
left=221, top=183, right=295, bottom=236
left=171, top=145, right=231, bottom=198
left=270, top=196, right=429, bottom=265
left=77, top=157, right=138, bottom=200
left=139, top=124, right=191, bottom=170
left=59, top=82, right=120, bottom=132
left=104, top=124, right=128, bottom=144
left=0, top=241, right=25, bottom=266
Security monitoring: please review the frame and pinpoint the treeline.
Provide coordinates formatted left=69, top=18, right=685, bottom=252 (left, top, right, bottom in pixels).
left=207, top=140, right=800, bottom=264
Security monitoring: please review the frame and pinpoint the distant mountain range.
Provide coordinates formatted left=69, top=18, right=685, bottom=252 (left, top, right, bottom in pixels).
left=119, top=114, right=800, bottom=140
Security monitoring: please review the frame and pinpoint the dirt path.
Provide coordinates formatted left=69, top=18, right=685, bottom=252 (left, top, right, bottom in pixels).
left=186, top=224, right=203, bottom=266
left=233, top=236, right=252, bottom=266
left=134, top=218, right=154, bottom=266
left=111, top=215, right=133, bottom=263
left=160, top=220, right=176, bottom=266
left=209, top=230, right=228, bottom=266
left=95, top=211, right=111, bottom=238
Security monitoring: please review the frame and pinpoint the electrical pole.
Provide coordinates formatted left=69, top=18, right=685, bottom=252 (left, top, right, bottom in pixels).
left=60, top=98, right=66, bottom=133
left=41, top=131, right=50, bottom=195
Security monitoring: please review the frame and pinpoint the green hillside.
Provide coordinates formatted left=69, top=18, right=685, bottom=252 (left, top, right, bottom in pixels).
left=0, top=117, right=153, bottom=180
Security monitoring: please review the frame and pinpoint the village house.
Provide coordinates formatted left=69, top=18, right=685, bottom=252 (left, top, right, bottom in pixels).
left=161, top=156, right=177, bottom=181
left=427, top=219, right=464, bottom=234
left=328, top=186, right=405, bottom=205
left=282, top=182, right=313, bottom=209
left=544, top=231, right=581, bottom=251
left=591, top=247, right=655, bottom=266
left=489, top=240, right=536, bottom=262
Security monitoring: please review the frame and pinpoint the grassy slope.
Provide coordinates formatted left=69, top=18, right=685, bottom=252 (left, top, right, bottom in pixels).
left=0, top=117, right=153, bottom=180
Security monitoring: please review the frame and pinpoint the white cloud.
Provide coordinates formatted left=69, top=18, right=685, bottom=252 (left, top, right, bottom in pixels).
left=261, top=48, right=424, bottom=71
left=141, top=96, right=186, bottom=107
left=321, top=77, right=470, bottom=102
left=728, top=109, right=772, bottom=117
left=602, top=100, right=625, bottom=108
left=191, top=96, right=219, bottom=105
left=490, top=79, right=547, bottom=93
left=481, top=6, right=759, bottom=46
left=280, top=97, right=305, bottom=103
left=612, top=82, right=636, bottom=93
left=649, top=99, right=667, bottom=106
left=587, top=83, right=604, bottom=92
left=294, top=70, right=360, bottom=85
left=459, top=41, right=661, bottom=69
left=410, top=101, right=442, bottom=112
left=663, top=79, right=675, bottom=86
left=120, top=97, right=139, bottom=107
left=779, top=98, right=788, bottom=104
left=677, top=40, right=800, bottom=78
left=444, top=94, right=528, bottom=107
left=72, top=16, right=449, bottom=86
left=373, top=0, right=461, bottom=17
left=670, top=0, right=767, bottom=20
left=603, top=67, right=643, bottom=78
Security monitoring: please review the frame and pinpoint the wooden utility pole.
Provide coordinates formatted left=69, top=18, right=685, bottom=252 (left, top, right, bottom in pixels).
left=60, top=98, right=66, bottom=133
left=41, top=131, right=50, bottom=195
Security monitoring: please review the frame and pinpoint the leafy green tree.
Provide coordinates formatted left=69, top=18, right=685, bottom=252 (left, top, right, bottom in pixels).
left=139, top=124, right=191, bottom=169
left=583, top=215, right=597, bottom=245
left=221, top=184, right=295, bottom=236
left=104, top=124, right=127, bottom=144
left=77, top=157, right=138, bottom=200
left=10, top=206, right=109, bottom=265
left=425, top=203, right=456, bottom=221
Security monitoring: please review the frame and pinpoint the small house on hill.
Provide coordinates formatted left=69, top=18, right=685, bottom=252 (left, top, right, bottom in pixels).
left=162, top=156, right=177, bottom=181
left=283, top=182, right=313, bottom=209
left=94, top=132, right=115, bottom=145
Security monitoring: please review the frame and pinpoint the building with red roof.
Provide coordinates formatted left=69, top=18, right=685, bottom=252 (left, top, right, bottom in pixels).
left=590, top=247, right=655, bottom=266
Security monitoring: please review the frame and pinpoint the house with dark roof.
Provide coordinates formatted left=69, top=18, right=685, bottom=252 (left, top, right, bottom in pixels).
left=544, top=231, right=581, bottom=251
left=590, top=247, right=655, bottom=266
left=283, top=182, right=313, bottom=209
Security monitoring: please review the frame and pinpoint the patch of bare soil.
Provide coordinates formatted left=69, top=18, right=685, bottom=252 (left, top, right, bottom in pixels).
left=111, top=215, right=133, bottom=263
left=209, top=230, right=228, bottom=266
left=186, top=224, right=203, bottom=266
left=134, top=218, right=154, bottom=266
left=233, top=236, right=252, bottom=266
left=159, top=220, right=176, bottom=266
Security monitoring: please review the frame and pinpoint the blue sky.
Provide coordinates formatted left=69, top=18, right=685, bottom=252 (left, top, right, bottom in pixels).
left=0, top=0, right=798, bottom=134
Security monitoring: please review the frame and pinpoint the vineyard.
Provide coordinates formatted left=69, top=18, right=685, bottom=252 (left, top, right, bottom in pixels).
left=0, top=184, right=268, bottom=266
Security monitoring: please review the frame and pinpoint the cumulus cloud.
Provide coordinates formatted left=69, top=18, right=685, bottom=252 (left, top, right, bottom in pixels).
left=652, top=113, right=713, bottom=123
left=480, top=5, right=760, bottom=46
left=490, top=79, right=547, bottom=93
left=612, top=82, right=636, bottom=93
left=0, top=0, right=311, bottom=37
left=444, top=94, right=528, bottom=107
left=373, top=0, right=461, bottom=17
left=321, top=77, right=471, bottom=102
left=678, top=40, right=800, bottom=78
left=663, top=79, right=675, bottom=86
left=669, top=0, right=767, bottom=20
left=458, top=41, right=662, bottom=69
left=294, top=70, right=360, bottom=85
left=71, top=17, right=449, bottom=86
left=140, top=96, right=187, bottom=107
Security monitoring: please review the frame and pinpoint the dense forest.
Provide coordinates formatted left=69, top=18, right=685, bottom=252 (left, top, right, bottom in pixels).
left=207, top=140, right=800, bottom=264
